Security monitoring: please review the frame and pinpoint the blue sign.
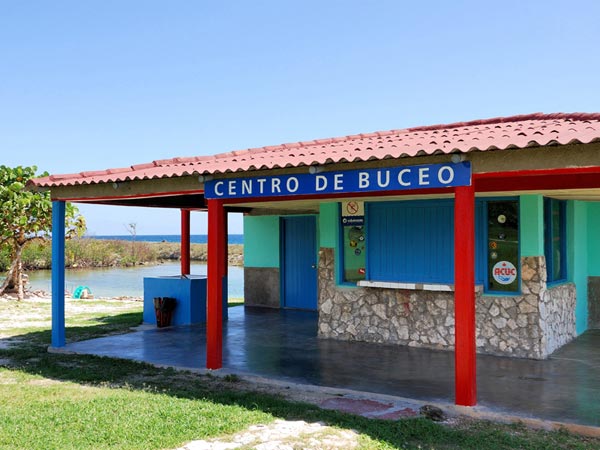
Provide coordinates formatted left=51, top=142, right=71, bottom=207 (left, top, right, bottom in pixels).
left=204, top=162, right=471, bottom=200
left=342, top=216, right=365, bottom=226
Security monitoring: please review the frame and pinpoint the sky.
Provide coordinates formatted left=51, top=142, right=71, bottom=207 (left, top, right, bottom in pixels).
left=1, top=1, right=599, bottom=234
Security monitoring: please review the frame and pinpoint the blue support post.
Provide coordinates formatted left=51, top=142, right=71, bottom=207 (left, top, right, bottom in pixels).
left=51, top=201, right=66, bottom=347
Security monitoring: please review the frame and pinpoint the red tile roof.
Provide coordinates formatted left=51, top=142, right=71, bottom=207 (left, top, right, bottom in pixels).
left=30, top=112, right=600, bottom=188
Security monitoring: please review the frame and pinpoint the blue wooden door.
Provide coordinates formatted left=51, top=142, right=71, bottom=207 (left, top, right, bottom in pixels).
left=282, top=216, right=317, bottom=310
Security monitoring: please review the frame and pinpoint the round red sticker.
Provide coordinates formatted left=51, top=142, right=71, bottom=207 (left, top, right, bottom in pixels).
left=492, top=261, right=517, bottom=285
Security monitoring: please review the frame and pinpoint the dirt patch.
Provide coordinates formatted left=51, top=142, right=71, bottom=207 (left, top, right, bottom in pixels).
left=178, top=419, right=359, bottom=450
left=28, top=378, right=63, bottom=386
left=0, top=294, right=141, bottom=333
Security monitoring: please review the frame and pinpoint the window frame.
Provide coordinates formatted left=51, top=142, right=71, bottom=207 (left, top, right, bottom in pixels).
left=336, top=197, right=521, bottom=294
left=544, top=198, right=567, bottom=284
left=482, top=197, right=521, bottom=295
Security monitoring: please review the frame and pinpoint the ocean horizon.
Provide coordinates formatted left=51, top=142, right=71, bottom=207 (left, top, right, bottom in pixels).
left=88, top=234, right=244, bottom=244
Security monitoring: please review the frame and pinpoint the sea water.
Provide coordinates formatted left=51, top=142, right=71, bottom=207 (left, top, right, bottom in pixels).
left=26, top=262, right=244, bottom=299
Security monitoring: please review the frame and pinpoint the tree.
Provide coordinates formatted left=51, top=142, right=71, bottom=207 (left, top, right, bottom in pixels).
left=0, top=165, right=85, bottom=300
left=125, top=222, right=137, bottom=260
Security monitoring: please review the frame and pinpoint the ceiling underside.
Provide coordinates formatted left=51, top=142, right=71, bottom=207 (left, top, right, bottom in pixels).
left=84, top=194, right=206, bottom=209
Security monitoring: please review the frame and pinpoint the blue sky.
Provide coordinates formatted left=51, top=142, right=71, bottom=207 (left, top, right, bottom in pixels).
left=2, top=1, right=599, bottom=234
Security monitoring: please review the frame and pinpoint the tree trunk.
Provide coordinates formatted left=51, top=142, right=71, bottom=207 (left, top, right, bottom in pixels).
left=0, top=258, right=17, bottom=297
left=0, top=245, right=25, bottom=300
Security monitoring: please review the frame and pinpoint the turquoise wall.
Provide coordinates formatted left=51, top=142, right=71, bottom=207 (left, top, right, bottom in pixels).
left=520, top=196, right=590, bottom=334
left=319, top=203, right=338, bottom=248
left=568, top=201, right=588, bottom=334
left=243, top=215, right=280, bottom=268
left=588, top=203, right=600, bottom=276
left=520, top=195, right=544, bottom=257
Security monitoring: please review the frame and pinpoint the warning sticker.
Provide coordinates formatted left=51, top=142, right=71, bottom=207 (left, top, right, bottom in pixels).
left=341, top=201, right=364, bottom=226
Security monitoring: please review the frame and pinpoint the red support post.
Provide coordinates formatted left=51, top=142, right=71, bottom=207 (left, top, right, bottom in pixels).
left=181, top=209, right=191, bottom=276
left=454, top=184, right=477, bottom=406
left=206, top=199, right=225, bottom=369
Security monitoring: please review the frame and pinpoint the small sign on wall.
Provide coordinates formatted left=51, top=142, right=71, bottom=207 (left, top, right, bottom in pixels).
left=341, top=201, right=366, bottom=282
left=341, top=201, right=364, bottom=226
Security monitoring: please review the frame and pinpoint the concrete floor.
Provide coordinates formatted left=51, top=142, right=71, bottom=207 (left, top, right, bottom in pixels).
left=61, top=306, right=600, bottom=428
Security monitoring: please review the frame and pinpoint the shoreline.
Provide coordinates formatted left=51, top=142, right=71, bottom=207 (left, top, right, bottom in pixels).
left=10, top=240, right=244, bottom=272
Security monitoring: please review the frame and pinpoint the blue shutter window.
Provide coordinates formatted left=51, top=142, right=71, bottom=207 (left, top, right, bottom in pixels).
left=367, top=200, right=460, bottom=284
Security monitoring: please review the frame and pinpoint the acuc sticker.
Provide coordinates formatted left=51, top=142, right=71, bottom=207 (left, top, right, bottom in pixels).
left=492, top=261, right=517, bottom=285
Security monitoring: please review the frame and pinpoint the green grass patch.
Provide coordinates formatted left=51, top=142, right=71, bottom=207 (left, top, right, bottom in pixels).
left=0, top=369, right=271, bottom=450
left=228, top=298, right=244, bottom=307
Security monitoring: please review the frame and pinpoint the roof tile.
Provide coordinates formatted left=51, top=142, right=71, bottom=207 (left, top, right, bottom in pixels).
left=30, top=112, right=600, bottom=188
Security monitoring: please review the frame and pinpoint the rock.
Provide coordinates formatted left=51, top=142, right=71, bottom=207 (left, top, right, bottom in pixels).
left=419, top=405, right=447, bottom=422
left=489, top=304, right=500, bottom=317
left=492, top=317, right=507, bottom=329
left=519, top=302, right=537, bottom=314
left=521, top=264, right=537, bottom=282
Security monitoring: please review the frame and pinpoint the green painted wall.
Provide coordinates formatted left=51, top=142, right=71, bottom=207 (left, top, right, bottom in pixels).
left=520, top=196, right=591, bottom=334
left=243, top=215, right=280, bottom=268
left=588, top=203, right=600, bottom=276
left=520, top=195, right=544, bottom=257
left=319, top=203, right=338, bottom=248
left=568, top=201, right=588, bottom=334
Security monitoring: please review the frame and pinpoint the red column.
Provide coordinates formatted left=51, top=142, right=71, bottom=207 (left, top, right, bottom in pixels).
left=206, top=199, right=225, bottom=369
left=454, top=184, right=476, bottom=406
left=181, top=209, right=191, bottom=276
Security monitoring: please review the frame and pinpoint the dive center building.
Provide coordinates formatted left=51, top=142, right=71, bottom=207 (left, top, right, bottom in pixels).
left=30, top=112, right=600, bottom=407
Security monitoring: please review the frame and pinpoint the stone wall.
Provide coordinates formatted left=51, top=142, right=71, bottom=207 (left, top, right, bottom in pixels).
left=539, top=283, right=576, bottom=355
left=318, top=248, right=576, bottom=359
left=244, top=267, right=280, bottom=308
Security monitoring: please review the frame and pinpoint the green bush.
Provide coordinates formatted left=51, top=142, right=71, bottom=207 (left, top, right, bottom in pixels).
left=0, top=246, right=10, bottom=272
left=5, top=239, right=243, bottom=271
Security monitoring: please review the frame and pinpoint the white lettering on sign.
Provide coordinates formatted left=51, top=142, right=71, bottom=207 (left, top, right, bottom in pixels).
left=214, top=181, right=224, bottom=196
left=377, top=170, right=390, bottom=188
left=257, top=178, right=266, bottom=194
left=315, top=175, right=327, bottom=191
left=398, top=168, right=411, bottom=186
left=242, top=179, right=252, bottom=195
left=438, top=166, right=455, bottom=184
left=204, top=162, right=471, bottom=199
left=359, top=172, right=369, bottom=188
left=418, top=167, right=430, bottom=185
left=271, top=177, right=281, bottom=193
left=333, top=173, right=343, bottom=190
left=286, top=176, right=299, bottom=193
left=492, top=261, right=517, bottom=285
left=228, top=180, right=236, bottom=196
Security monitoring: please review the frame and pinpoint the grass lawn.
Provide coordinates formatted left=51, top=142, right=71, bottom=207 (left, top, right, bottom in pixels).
left=0, top=297, right=599, bottom=449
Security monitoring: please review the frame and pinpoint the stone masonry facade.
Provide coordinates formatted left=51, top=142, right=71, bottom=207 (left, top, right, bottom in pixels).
left=318, top=248, right=576, bottom=359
